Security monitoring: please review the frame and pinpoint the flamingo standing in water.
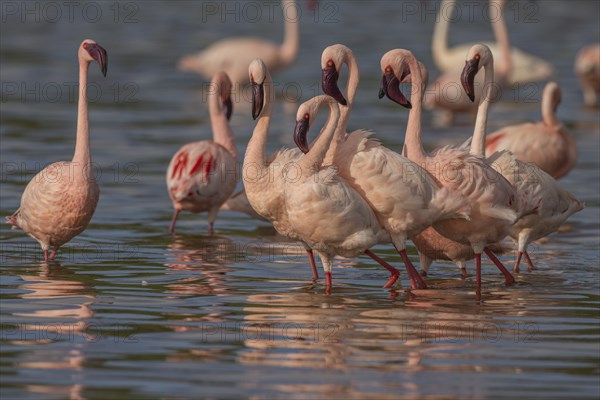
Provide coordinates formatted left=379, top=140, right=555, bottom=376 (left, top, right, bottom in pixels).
left=485, top=82, right=577, bottom=179
left=574, top=43, right=600, bottom=107
left=380, top=47, right=522, bottom=292
left=320, top=44, right=470, bottom=290
left=166, top=71, right=238, bottom=234
left=461, top=46, right=584, bottom=272
left=6, top=39, right=107, bottom=261
left=432, top=0, right=553, bottom=86
left=178, top=0, right=300, bottom=86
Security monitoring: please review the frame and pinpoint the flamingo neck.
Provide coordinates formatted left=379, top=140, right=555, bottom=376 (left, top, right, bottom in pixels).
left=324, top=51, right=358, bottom=164
left=209, top=86, right=237, bottom=160
left=471, top=59, right=494, bottom=157
left=300, top=99, right=340, bottom=174
left=542, top=91, right=560, bottom=127
left=432, top=0, right=454, bottom=71
left=244, top=75, right=274, bottom=174
left=403, top=55, right=427, bottom=164
left=279, top=0, right=299, bottom=66
left=72, top=60, right=91, bottom=170
left=490, top=1, right=512, bottom=79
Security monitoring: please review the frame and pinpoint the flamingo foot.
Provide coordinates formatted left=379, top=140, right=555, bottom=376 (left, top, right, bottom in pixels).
left=484, top=247, right=515, bottom=285
left=513, top=251, right=523, bottom=273
left=524, top=252, right=537, bottom=271
left=420, top=270, right=427, bottom=277
left=325, top=272, right=332, bottom=296
left=398, top=249, right=427, bottom=290
left=49, top=246, right=59, bottom=260
left=364, top=249, right=401, bottom=289
left=306, top=249, right=319, bottom=281
left=169, top=209, right=180, bottom=234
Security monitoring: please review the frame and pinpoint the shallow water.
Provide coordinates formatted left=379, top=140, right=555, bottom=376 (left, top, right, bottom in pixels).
left=1, top=1, right=599, bottom=399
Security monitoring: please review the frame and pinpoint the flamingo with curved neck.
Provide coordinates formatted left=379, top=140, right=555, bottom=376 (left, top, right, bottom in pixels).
left=575, top=44, right=600, bottom=107
left=166, top=71, right=238, bottom=234
left=6, top=39, right=107, bottom=261
left=380, top=48, right=520, bottom=294
left=485, top=82, right=577, bottom=179
left=178, top=0, right=300, bottom=86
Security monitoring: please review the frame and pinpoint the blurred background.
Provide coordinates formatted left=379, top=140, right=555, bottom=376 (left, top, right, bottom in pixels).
left=1, top=1, right=599, bottom=398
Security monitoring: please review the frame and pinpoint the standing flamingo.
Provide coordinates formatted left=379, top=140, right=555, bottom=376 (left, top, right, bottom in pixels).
left=485, top=82, right=577, bottom=179
left=166, top=71, right=238, bottom=234
left=6, top=39, right=107, bottom=262
left=320, top=44, right=470, bottom=290
left=574, top=43, right=600, bottom=107
left=432, top=0, right=553, bottom=86
left=178, top=0, right=300, bottom=86
left=380, top=47, right=521, bottom=293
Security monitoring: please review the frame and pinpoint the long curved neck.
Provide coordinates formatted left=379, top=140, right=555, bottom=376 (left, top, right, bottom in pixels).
left=279, top=0, right=299, bottom=66
left=299, top=101, right=340, bottom=174
left=403, top=55, right=427, bottom=164
left=324, top=51, right=359, bottom=164
left=72, top=59, right=91, bottom=169
left=244, top=73, right=274, bottom=171
left=490, top=1, right=512, bottom=78
left=209, top=82, right=237, bottom=159
left=432, top=0, right=454, bottom=71
left=542, top=92, right=560, bottom=127
left=470, top=59, right=494, bottom=157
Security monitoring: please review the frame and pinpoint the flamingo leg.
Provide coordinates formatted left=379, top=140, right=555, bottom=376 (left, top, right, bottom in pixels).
left=513, top=251, right=523, bottom=273
left=208, top=221, right=214, bottom=236
left=49, top=246, right=59, bottom=260
left=364, top=249, right=400, bottom=288
left=325, top=272, right=332, bottom=296
left=461, top=268, right=468, bottom=279
left=306, top=249, right=319, bottom=281
left=169, top=209, right=180, bottom=233
left=475, top=253, right=482, bottom=290
left=44, top=249, right=49, bottom=262
left=524, top=252, right=537, bottom=271
left=484, top=247, right=515, bottom=285
left=398, top=249, right=427, bottom=289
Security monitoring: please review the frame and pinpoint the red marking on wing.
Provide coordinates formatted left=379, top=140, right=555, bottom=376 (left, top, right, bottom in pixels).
left=204, top=155, right=214, bottom=182
left=171, top=152, right=189, bottom=180
left=485, top=132, right=505, bottom=153
left=189, top=154, right=205, bottom=176
left=187, top=153, right=216, bottom=184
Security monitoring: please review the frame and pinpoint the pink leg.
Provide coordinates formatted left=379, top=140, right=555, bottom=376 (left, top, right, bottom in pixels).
left=169, top=209, right=180, bottom=233
left=524, top=252, right=537, bottom=271
left=49, top=246, right=59, bottom=260
left=44, top=249, right=49, bottom=262
left=208, top=222, right=214, bottom=236
left=398, top=249, right=427, bottom=289
left=484, top=247, right=515, bottom=285
left=306, top=249, right=319, bottom=281
left=325, top=272, right=332, bottom=296
left=364, top=249, right=400, bottom=288
left=513, top=251, right=523, bottom=273
left=475, top=253, right=482, bottom=290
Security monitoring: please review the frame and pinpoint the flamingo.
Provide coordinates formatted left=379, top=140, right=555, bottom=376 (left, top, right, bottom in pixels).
left=461, top=50, right=584, bottom=272
left=380, top=47, right=521, bottom=293
left=5, top=39, right=107, bottom=262
left=485, top=82, right=577, bottom=179
left=575, top=43, right=600, bottom=107
left=320, top=44, right=471, bottom=290
left=178, top=0, right=300, bottom=86
left=166, top=71, right=238, bottom=234
left=288, top=95, right=397, bottom=294
left=432, top=0, right=553, bottom=86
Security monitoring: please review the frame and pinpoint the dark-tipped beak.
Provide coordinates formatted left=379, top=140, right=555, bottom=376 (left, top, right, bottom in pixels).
left=322, top=65, right=347, bottom=106
left=87, top=43, right=108, bottom=77
left=293, top=118, right=310, bottom=154
left=223, top=96, right=233, bottom=121
left=380, top=70, right=411, bottom=109
left=251, top=81, right=264, bottom=120
left=460, top=59, right=479, bottom=102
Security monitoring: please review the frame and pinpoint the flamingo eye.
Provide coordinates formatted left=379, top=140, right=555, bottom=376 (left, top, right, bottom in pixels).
left=304, top=113, right=309, bottom=120
left=385, top=66, right=392, bottom=73
left=475, top=54, right=481, bottom=60
left=83, top=42, right=88, bottom=49
left=327, top=60, right=334, bottom=68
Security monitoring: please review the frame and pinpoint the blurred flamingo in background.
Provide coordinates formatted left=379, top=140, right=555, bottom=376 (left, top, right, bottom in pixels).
left=178, top=0, right=301, bottom=86
left=6, top=39, right=107, bottom=262
left=575, top=43, right=600, bottom=107
left=485, top=82, right=577, bottom=179
left=166, top=71, right=238, bottom=234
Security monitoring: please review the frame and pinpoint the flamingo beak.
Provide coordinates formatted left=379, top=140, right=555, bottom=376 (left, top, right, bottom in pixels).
left=293, top=117, right=310, bottom=154
left=380, top=70, right=412, bottom=109
left=322, top=65, right=347, bottom=106
left=461, top=58, right=479, bottom=102
left=223, top=96, right=233, bottom=121
left=251, top=80, right=264, bottom=120
left=86, top=43, right=108, bottom=77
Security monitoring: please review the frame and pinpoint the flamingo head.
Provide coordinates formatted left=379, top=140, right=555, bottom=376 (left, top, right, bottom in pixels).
left=213, top=71, right=233, bottom=120
left=379, top=50, right=413, bottom=109
left=249, top=59, right=267, bottom=120
left=79, top=39, right=107, bottom=77
left=321, top=44, right=350, bottom=106
left=461, top=43, right=493, bottom=102
left=293, top=95, right=336, bottom=154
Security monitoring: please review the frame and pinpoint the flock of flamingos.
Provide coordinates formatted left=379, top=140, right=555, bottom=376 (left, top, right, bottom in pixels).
left=6, top=0, right=599, bottom=297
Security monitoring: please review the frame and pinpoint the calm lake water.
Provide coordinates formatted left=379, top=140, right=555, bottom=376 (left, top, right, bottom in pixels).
left=1, top=1, right=599, bottom=398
